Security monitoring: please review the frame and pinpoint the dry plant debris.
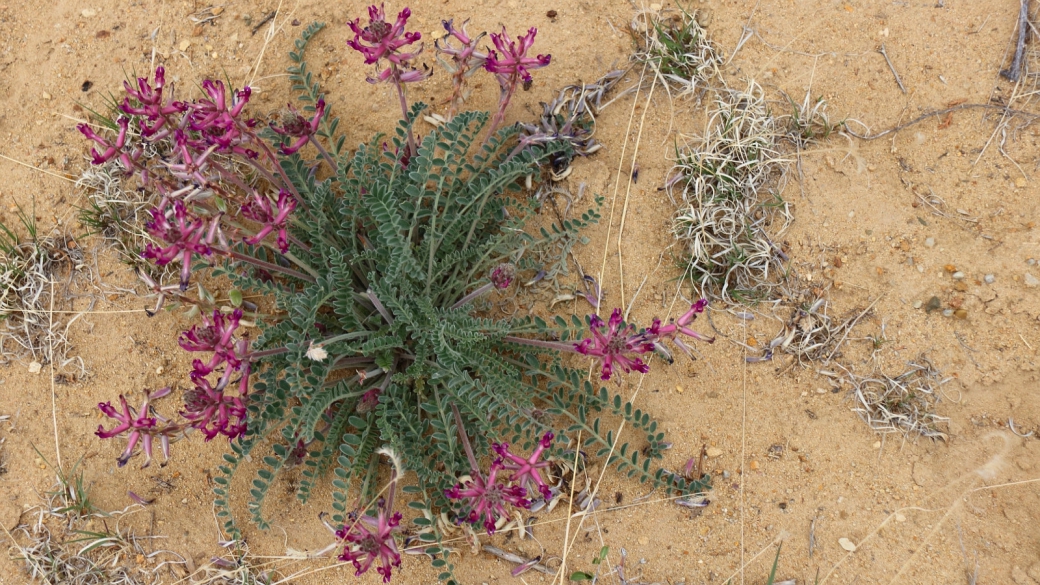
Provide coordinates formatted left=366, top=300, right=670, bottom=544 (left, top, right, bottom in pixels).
left=848, top=356, right=951, bottom=440
left=0, top=209, right=86, bottom=376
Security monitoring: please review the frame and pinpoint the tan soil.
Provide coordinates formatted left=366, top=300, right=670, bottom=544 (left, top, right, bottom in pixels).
left=1, top=0, right=1039, bottom=584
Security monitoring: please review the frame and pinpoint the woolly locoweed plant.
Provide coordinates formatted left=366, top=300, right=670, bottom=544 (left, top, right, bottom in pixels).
left=80, top=6, right=712, bottom=582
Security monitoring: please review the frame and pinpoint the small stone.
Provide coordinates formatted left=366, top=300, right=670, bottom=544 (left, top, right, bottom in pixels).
left=212, top=6, right=224, bottom=15
left=912, top=300, right=923, bottom=309
left=181, top=498, right=188, bottom=504
left=984, top=274, right=995, bottom=284
left=925, top=296, right=942, bottom=312
left=649, top=2, right=662, bottom=10
left=749, top=460, right=760, bottom=471
left=895, top=513, right=906, bottom=522
left=155, top=366, right=164, bottom=375
left=953, top=281, right=969, bottom=292
left=838, top=537, right=857, bottom=552
left=944, top=264, right=957, bottom=273
left=675, top=385, right=684, bottom=394
left=952, top=271, right=965, bottom=280
left=28, top=361, right=42, bottom=374
left=41, top=91, right=51, bottom=100
left=872, top=441, right=881, bottom=449
left=192, top=24, right=203, bottom=36
left=924, top=237, right=935, bottom=248
left=81, top=8, right=97, bottom=17
left=706, top=447, right=723, bottom=458
left=1015, top=177, right=1026, bottom=188
left=179, top=40, right=191, bottom=51
left=954, top=308, right=968, bottom=320
left=1025, top=273, right=1039, bottom=288
left=638, top=536, right=649, bottom=545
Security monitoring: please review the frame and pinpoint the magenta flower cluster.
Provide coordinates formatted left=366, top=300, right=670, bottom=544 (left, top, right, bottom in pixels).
left=95, top=389, right=174, bottom=468
left=336, top=506, right=403, bottom=582
left=446, top=431, right=553, bottom=534
left=576, top=301, right=715, bottom=380
left=95, top=309, right=251, bottom=466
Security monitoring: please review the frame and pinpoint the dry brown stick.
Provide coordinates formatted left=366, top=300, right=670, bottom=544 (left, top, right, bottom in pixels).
left=1001, top=0, right=1030, bottom=82
left=844, top=103, right=1040, bottom=140
left=251, top=10, right=276, bottom=35
left=878, top=43, right=907, bottom=93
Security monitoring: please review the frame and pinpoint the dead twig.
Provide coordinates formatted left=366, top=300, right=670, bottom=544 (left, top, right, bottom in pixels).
left=1000, top=0, right=1030, bottom=82
left=844, top=103, right=1040, bottom=140
left=251, top=10, right=276, bottom=35
left=878, top=43, right=907, bottom=93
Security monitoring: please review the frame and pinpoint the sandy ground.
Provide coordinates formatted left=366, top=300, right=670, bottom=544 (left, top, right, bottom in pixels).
left=1, top=0, right=1039, bottom=583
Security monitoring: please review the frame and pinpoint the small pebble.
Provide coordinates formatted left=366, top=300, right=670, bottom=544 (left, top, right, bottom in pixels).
left=838, top=537, right=857, bottom=552
left=638, top=536, right=649, bottom=545
left=872, top=441, right=881, bottom=449
left=28, top=361, right=42, bottom=374
left=749, top=460, right=760, bottom=471
left=925, top=296, right=942, bottom=312
left=81, top=8, right=97, bottom=17
left=1025, top=273, right=1039, bottom=288
left=912, top=300, right=923, bottom=309
left=942, top=309, right=954, bottom=317
left=984, top=274, right=995, bottom=284
left=181, top=498, right=188, bottom=504
left=706, top=447, right=723, bottom=458
left=1028, top=258, right=1037, bottom=266
left=954, top=308, right=968, bottom=319
left=41, top=91, right=51, bottom=100
left=924, top=237, right=935, bottom=248
left=952, top=271, right=965, bottom=280
left=895, top=513, right=906, bottom=522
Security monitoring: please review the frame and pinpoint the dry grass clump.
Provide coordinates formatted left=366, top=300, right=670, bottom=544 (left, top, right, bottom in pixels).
left=0, top=208, right=84, bottom=375
left=633, top=5, right=722, bottom=98
left=848, top=356, right=951, bottom=440
left=669, top=80, right=793, bottom=304
left=6, top=454, right=192, bottom=584
left=76, top=158, right=163, bottom=267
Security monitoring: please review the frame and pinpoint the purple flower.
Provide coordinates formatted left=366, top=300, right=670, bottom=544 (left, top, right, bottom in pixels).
left=186, top=80, right=255, bottom=156
left=141, top=200, right=212, bottom=291
left=492, top=431, right=554, bottom=499
left=179, top=309, right=244, bottom=374
left=181, top=375, right=249, bottom=441
left=347, top=4, right=431, bottom=85
left=78, top=117, right=135, bottom=167
left=270, top=100, right=326, bottom=155
left=490, top=263, right=515, bottom=289
left=445, top=460, right=530, bottom=534
left=437, top=19, right=486, bottom=65
left=96, top=393, right=172, bottom=468
left=575, top=309, right=651, bottom=380
left=336, top=507, right=403, bottom=582
left=241, top=190, right=298, bottom=253
left=119, top=66, right=188, bottom=137
left=484, top=27, right=551, bottom=87
left=575, top=301, right=714, bottom=381
left=436, top=19, right=488, bottom=116
left=347, top=4, right=422, bottom=65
